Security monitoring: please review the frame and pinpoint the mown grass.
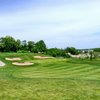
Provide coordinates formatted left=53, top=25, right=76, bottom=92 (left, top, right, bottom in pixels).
left=0, top=53, right=100, bottom=100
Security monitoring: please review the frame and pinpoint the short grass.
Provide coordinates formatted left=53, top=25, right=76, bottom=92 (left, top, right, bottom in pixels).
left=0, top=53, right=100, bottom=100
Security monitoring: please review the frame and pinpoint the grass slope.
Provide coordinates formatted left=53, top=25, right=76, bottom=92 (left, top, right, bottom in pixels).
left=0, top=53, right=100, bottom=100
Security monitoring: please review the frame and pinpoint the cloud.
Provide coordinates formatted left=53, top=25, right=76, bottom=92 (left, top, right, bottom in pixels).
left=0, top=0, right=100, bottom=48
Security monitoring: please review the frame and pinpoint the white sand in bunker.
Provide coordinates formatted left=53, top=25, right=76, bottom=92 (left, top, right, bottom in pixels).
left=34, top=56, right=54, bottom=59
left=5, top=57, right=21, bottom=61
left=0, top=61, right=5, bottom=67
left=12, top=62, right=34, bottom=66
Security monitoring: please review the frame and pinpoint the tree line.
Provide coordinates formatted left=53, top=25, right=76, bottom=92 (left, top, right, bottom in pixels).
left=0, top=36, right=86, bottom=57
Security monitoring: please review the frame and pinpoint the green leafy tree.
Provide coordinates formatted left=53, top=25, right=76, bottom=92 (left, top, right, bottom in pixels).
left=47, top=48, right=68, bottom=58
left=21, top=40, right=28, bottom=51
left=28, top=41, right=35, bottom=52
left=65, top=47, right=78, bottom=55
left=35, top=40, right=47, bottom=53
left=0, top=36, right=18, bottom=52
left=93, top=48, right=100, bottom=52
left=16, top=39, right=21, bottom=51
left=89, top=50, right=94, bottom=60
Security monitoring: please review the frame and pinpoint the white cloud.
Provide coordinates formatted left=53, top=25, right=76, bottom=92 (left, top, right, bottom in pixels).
left=0, top=0, right=100, bottom=48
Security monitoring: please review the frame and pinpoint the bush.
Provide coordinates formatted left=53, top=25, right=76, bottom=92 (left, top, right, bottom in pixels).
left=17, top=50, right=29, bottom=53
left=65, top=47, right=78, bottom=55
left=47, top=48, right=68, bottom=58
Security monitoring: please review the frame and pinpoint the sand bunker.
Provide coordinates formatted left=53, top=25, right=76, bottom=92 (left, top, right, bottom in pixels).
left=0, top=61, right=5, bottom=67
left=34, top=56, right=53, bottom=59
left=5, top=57, right=21, bottom=61
left=12, top=62, right=34, bottom=66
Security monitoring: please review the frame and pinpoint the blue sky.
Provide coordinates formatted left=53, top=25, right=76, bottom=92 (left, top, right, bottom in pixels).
left=0, top=0, right=100, bottom=49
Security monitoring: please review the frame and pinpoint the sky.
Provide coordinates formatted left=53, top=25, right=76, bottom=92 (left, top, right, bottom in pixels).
left=0, top=0, right=100, bottom=49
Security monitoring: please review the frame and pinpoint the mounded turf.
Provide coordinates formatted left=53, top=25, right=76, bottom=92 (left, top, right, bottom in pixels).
left=0, top=53, right=100, bottom=100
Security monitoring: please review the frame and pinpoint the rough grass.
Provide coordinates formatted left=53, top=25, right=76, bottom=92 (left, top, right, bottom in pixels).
left=0, top=53, right=100, bottom=100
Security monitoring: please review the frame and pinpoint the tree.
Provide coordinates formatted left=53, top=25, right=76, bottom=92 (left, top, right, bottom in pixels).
left=47, top=48, right=67, bottom=57
left=27, top=41, right=35, bottom=52
left=21, top=40, right=28, bottom=51
left=0, top=36, right=18, bottom=52
left=16, top=39, right=21, bottom=51
left=0, top=43, right=4, bottom=52
left=35, top=40, right=47, bottom=53
left=93, top=48, right=100, bottom=52
left=65, top=47, right=78, bottom=55
left=89, top=50, right=94, bottom=60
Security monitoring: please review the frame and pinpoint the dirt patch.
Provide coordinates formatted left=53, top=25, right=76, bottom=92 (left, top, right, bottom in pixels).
left=0, top=61, right=5, bottom=67
left=12, top=62, right=34, bottom=66
left=5, top=57, right=21, bottom=61
left=34, top=56, right=53, bottom=59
